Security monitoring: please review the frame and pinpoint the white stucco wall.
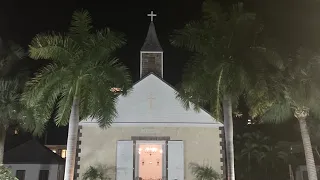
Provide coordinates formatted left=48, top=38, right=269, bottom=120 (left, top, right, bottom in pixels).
left=5, top=164, right=64, bottom=180
left=295, top=165, right=320, bottom=180
left=78, top=74, right=224, bottom=180
left=78, top=126, right=223, bottom=180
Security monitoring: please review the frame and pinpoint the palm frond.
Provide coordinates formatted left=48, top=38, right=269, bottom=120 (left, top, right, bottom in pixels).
left=18, top=105, right=47, bottom=136
left=170, top=21, right=213, bottom=54
left=87, top=28, right=126, bottom=62
left=72, top=56, right=132, bottom=127
left=7, top=41, right=26, bottom=59
left=91, top=91, right=117, bottom=128
left=260, top=101, right=293, bottom=124
left=55, top=88, right=74, bottom=126
left=0, top=78, right=45, bottom=136
left=175, top=86, right=197, bottom=112
left=22, top=64, right=72, bottom=124
left=0, top=79, right=20, bottom=127
left=189, top=162, right=221, bottom=180
left=82, top=164, right=115, bottom=180
left=82, top=166, right=100, bottom=180
left=0, top=42, right=26, bottom=77
left=95, top=58, right=132, bottom=95
left=29, top=33, right=81, bottom=64
left=69, top=9, right=93, bottom=42
left=202, top=0, right=223, bottom=21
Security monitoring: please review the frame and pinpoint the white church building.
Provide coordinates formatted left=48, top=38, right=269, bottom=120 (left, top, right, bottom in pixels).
left=75, top=11, right=225, bottom=180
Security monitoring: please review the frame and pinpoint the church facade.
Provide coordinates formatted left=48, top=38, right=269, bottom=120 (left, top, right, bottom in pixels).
left=75, top=12, right=225, bottom=180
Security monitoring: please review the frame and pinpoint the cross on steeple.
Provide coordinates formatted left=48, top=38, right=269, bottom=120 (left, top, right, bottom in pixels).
left=147, top=11, right=157, bottom=22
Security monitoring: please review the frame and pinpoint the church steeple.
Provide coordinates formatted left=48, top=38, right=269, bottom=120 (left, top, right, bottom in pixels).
left=140, top=11, right=163, bottom=79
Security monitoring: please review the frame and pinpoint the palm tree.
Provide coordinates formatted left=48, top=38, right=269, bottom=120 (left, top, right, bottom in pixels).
left=0, top=42, right=42, bottom=164
left=170, top=1, right=281, bottom=179
left=249, top=48, right=320, bottom=180
left=237, top=132, right=269, bottom=176
left=257, top=145, right=288, bottom=179
left=22, top=10, right=132, bottom=180
left=0, top=79, right=44, bottom=164
left=189, top=162, right=221, bottom=180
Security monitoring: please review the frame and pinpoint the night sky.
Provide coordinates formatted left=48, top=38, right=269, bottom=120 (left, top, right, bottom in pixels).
left=0, top=0, right=208, bottom=84
left=1, top=0, right=312, bottom=146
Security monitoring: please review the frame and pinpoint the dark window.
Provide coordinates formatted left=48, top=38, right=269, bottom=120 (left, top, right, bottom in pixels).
left=16, top=170, right=26, bottom=180
left=38, top=170, right=49, bottom=180
left=148, top=57, right=157, bottom=71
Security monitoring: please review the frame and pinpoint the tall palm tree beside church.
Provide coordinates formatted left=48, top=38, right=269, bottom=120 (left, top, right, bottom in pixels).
left=22, top=10, right=132, bottom=180
left=248, top=48, right=320, bottom=180
left=170, top=1, right=283, bottom=179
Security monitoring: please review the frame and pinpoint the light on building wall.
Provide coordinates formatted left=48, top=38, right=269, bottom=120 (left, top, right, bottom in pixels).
left=52, top=149, right=56, bottom=153
left=144, top=147, right=158, bottom=153
left=110, top=87, right=122, bottom=93
left=138, top=147, right=161, bottom=155
left=61, top=149, right=67, bottom=158
left=247, top=119, right=252, bottom=125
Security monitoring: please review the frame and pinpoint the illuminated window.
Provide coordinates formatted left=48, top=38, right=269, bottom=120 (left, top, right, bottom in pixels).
left=61, top=149, right=66, bottom=158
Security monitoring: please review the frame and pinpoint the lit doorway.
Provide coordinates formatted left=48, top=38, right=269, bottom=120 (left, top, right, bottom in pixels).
left=135, top=141, right=166, bottom=180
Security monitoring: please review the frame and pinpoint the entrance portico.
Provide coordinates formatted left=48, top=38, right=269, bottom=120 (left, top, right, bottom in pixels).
left=116, top=137, right=184, bottom=180
left=135, top=141, right=166, bottom=180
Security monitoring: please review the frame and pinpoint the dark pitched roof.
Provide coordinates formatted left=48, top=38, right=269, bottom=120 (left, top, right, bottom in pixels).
left=141, top=22, right=163, bottom=51
left=4, top=139, right=65, bottom=164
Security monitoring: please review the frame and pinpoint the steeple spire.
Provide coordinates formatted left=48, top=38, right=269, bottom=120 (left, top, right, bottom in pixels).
left=140, top=11, right=164, bottom=79
left=141, top=12, right=162, bottom=51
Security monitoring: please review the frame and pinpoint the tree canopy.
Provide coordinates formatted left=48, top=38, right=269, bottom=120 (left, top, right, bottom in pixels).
left=22, top=10, right=132, bottom=128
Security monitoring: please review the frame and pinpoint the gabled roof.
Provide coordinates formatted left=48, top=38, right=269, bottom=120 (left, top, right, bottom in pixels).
left=81, top=73, right=222, bottom=127
left=141, top=22, right=163, bottom=51
left=4, top=139, right=65, bottom=164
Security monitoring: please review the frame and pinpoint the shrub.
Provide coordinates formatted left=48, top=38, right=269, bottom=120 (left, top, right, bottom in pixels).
left=189, top=162, right=222, bottom=180
left=82, top=164, right=114, bottom=180
left=0, top=166, right=18, bottom=180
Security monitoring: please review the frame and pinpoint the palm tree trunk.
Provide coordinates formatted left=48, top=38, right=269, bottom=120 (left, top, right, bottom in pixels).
left=223, top=94, right=235, bottom=180
left=289, top=164, right=294, bottom=180
left=298, top=117, right=318, bottom=180
left=64, top=97, right=80, bottom=180
left=0, top=125, right=6, bottom=164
